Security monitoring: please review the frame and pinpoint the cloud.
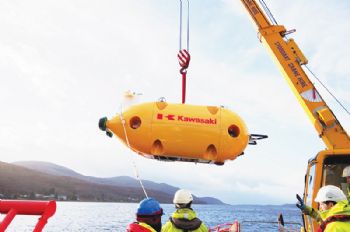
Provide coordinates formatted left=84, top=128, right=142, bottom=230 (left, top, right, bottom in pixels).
left=0, top=0, right=349, bottom=205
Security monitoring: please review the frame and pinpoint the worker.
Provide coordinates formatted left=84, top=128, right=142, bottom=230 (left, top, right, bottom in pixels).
left=127, top=198, right=163, bottom=232
left=162, top=189, right=208, bottom=232
left=342, top=165, right=350, bottom=199
left=296, top=185, right=350, bottom=231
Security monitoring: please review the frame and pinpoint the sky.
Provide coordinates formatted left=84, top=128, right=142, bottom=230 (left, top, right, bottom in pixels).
left=0, top=0, right=349, bottom=205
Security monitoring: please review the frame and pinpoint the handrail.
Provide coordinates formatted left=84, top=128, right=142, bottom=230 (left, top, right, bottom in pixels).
left=209, top=220, right=240, bottom=232
left=0, top=200, right=56, bottom=232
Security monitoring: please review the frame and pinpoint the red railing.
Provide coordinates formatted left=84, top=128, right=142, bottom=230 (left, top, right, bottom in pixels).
left=0, top=200, right=56, bottom=232
left=209, top=220, right=240, bottom=232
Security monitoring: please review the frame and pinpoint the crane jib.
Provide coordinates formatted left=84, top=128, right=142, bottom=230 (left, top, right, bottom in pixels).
left=243, top=0, right=350, bottom=148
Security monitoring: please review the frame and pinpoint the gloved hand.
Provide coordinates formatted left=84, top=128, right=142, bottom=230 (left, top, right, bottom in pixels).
left=296, top=194, right=306, bottom=211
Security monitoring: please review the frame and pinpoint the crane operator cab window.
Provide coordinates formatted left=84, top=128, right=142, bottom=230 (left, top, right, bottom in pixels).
left=305, top=163, right=316, bottom=229
left=322, top=156, right=350, bottom=198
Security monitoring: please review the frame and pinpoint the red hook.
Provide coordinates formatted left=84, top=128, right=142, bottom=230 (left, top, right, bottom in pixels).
left=177, top=49, right=190, bottom=104
left=178, top=49, right=191, bottom=74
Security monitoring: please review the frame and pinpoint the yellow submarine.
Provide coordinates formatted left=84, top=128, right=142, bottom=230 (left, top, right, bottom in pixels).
left=99, top=100, right=264, bottom=165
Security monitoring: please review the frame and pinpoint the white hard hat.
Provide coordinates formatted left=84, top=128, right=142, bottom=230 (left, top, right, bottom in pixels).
left=314, top=185, right=347, bottom=203
left=342, top=166, right=350, bottom=177
left=173, top=189, right=193, bottom=204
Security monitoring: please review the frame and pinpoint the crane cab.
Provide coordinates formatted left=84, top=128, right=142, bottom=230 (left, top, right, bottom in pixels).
left=302, top=149, right=350, bottom=231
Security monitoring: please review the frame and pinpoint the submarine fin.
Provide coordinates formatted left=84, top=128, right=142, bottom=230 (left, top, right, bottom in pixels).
left=249, top=134, right=268, bottom=145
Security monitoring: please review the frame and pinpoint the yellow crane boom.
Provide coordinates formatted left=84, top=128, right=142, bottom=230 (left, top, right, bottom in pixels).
left=241, top=0, right=350, bottom=149
left=240, top=1, right=350, bottom=231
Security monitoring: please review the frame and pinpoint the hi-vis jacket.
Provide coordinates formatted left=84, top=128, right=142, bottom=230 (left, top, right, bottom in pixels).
left=162, top=208, right=208, bottom=232
left=318, top=200, right=350, bottom=232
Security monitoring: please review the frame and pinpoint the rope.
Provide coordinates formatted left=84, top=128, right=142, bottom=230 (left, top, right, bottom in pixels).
left=241, top=220, right=300, bottom=225
left=179, top=0, right=190, bottom=51
left=178, top=0, right=190, bottom=104
left=179, top=0, right=182, bottom=50
left=119, top=106, right=149, bottom=199
left=186, top=0, right=190, bottom=51
left=305, top=65, right=350, bottom=116
left=259, top=0, right=278, bottom=25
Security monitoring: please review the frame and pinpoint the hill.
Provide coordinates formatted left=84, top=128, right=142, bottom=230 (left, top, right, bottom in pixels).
left=8, top=161, right=225, bottom=204
left=13, top=161, right=178, bottom=195
left=0, top=161, right=173, bottom=202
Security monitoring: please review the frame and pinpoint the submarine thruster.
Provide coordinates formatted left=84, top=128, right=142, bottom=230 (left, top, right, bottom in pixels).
left=99, top=101, right=265, bottom=165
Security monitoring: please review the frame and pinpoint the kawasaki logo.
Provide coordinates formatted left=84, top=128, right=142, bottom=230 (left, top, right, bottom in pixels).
left=157, top=113, right=217, bottom=124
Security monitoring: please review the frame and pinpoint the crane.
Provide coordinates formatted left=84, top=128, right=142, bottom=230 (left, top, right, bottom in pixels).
left=240, top=0, right=350, bottom=231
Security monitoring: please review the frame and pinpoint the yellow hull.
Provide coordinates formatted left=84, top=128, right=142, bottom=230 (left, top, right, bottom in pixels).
left=99, top=101, right=249, bottom=165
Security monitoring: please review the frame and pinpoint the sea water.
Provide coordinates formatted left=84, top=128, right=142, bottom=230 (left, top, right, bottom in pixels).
left=1, top=202, right=303, bottom=232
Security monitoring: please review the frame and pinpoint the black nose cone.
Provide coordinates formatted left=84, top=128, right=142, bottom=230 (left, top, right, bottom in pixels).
left=99, top=117, right=107, bottom=131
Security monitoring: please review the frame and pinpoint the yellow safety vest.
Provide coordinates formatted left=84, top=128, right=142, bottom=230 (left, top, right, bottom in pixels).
left=319, top=200, right=350, bottom=232
left=162, top=208, right=208, bottom=232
